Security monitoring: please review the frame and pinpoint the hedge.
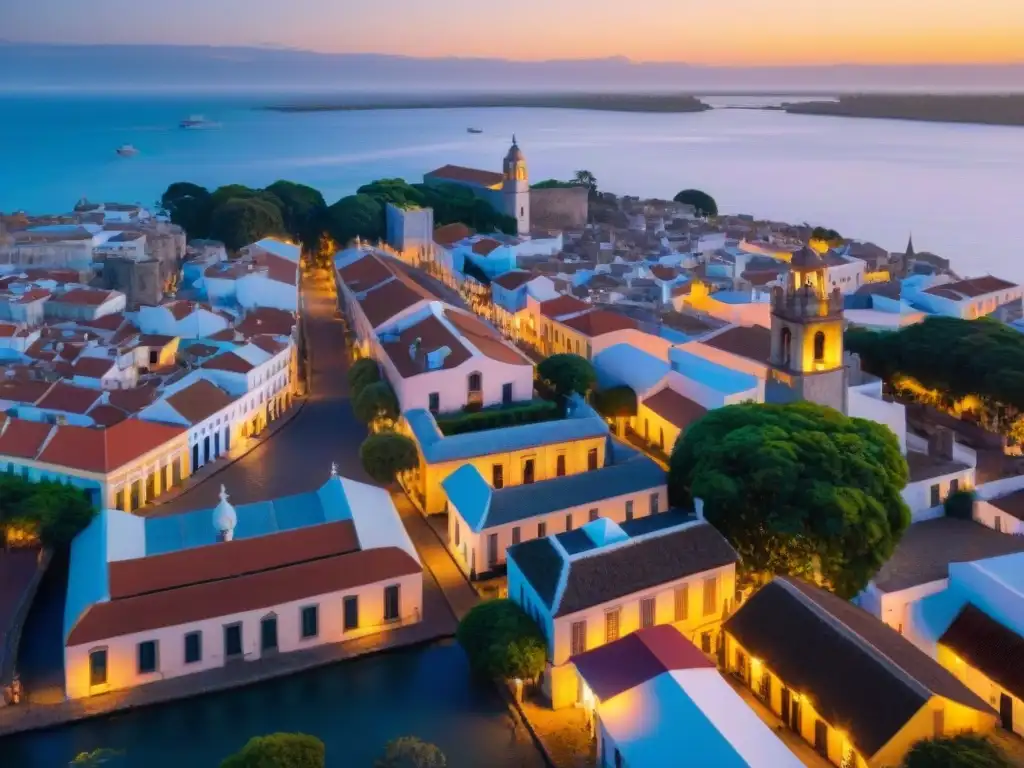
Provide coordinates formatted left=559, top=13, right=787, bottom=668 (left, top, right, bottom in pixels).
left=435, top=400, right=560, bottom=435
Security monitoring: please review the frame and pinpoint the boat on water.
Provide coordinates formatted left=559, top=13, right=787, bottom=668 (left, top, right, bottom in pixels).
left=467, top=127, right=483, bottom=134
left=116, top=144, right=139, bottom=157
left=180, top=115, right=221, bottom=129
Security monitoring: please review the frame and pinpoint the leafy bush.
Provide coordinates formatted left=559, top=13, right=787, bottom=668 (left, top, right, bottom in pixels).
left=672, top=189, right=718, bottom=216
left=435, top=400, right=560, bottom=435
left=537, top=354, right=597, bottom=399
left=347, top=358, right=381, bottom=395
left=0, top=475, right=96, bottom=549
left=353, top=381, right=400, bottom=426
left=592, top=386, right=638, bottom=419
left=901, top=734, right=1010, bottom=768
left=220, top=733, right=325, bottom=768
left=359, top=432, right=419, bottom=484
left=375, top=737, right=447, bottom=768
left=457, top=599, right=547, bottom=680
left=944, top=489, right=976, bottom=520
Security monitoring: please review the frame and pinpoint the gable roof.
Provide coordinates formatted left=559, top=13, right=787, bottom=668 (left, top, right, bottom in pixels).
left=0, top=419, right=54, bottom=459
left=923, top=276, right=1017, bottom=300
left=939, top=604, right=1024, bottom=700
left=425, top=164, right=504, bottom=188
left=723, top=578, right=993, bottom=758
left=337, top=253, right=395, bottom=293
left=165, top=379, right=236, bottom=424
left=71, top=356, right=116, bottom=379
left=492, top=270, right=534, bottom=290
left=54, top=288, right=117, bottom=306
left=539, top=295, right=590, bottom=319
left=560, top=309, right=638, bottom=338
left=433, top=222, right=474, bottom=247
left=35, top=382, right=104, bottom=415
left=444, top=309, right=531, bottom=366
left=642, top=387, right=708, bottom=431
left=380, top=312, right=471, bottom=378
left=201, top=351, right=255, bottom=374
left=36, top=419, right=186, bottom=473
left=358, top=275, right=434, bottom=328
left=700, top=325, right=772, bottom=364
left=471, top=238, right=502, bottom=256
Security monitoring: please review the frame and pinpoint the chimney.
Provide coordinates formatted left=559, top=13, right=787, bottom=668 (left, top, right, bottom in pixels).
left=694, top=497, right=705, bottom=521
left=409, top=336, right=422, bottom=361
left=928, top=427, right=955, bottom=462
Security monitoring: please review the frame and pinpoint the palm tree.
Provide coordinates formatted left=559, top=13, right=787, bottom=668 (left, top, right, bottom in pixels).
left=573, top=170, right=598, bottom=195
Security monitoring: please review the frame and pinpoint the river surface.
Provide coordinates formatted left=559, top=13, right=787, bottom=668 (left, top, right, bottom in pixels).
left=2, top=92, right=1024, bottom=280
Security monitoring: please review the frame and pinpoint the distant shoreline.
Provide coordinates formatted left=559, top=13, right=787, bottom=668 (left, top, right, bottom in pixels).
left=263, top=93, right=712, bottom=114
left=782, top=94, right=1024, bottom=127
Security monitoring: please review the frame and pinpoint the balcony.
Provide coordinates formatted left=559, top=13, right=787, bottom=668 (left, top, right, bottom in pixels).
left=771, top=286, right=843, bottom=322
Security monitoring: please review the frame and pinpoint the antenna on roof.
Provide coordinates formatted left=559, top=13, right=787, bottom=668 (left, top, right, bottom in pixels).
left=330, top=462, right=338, bottom=477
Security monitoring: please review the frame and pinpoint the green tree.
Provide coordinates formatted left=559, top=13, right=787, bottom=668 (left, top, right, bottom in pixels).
left=160, top=182, right=212, bottom=239
left=375, top=737, right=447, bottom=768
left=811, top=226, right=843, bottom=245
left=573, top=169, right=598, bottom=196
left=592, top=386, right=638, bottom=419
left=208, top=198, right=285, bottom=252
left=359, top=432, right=419, bottom=484
left=0, top=476, right=96, bottom=549
left=901, top=734, right=1010, bottom=768
left=265, top=180, right=327, bottom=247
left=944, top=489, right=976, bottom=520
left=353, top=381, right=400, bottom=426
left=358, top=178, right=426, bottom=210
left=668, top=401, right=910, bottom=598
left=220, top=733, right=325, bottom=768
left=324, top=194, right=385, bottom=247
left=672, top=189, right=718, bottom=217
left=457, top=599, right=546, bottom=679
left=347, top=358, right=382, bottom=395
left=537, top=354, right=597, bottom=399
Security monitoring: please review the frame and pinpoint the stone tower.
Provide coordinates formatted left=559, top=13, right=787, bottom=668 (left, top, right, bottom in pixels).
left=765, top=246, right=848, bottom=413
left=502, top=135, right=530, bottom=236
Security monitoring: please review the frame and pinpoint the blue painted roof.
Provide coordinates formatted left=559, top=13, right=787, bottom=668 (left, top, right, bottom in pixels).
left=447, top=454, right=666, bottom=533
left=669, top=348, right=758, bottom=394
left=29, top=224, right=84, bottom=234
left=145, top=482, right=352, bottom=556
left=406, top=399, right=609, bottom=464
left=710, top=291, right=755, bottom=305
left=593, top=344, right=670, bottom=394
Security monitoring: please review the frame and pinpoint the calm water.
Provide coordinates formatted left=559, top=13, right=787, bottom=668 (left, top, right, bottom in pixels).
left=3, top=640, right=541, bottom=768
left=3, top=93, right=1024, bottom=280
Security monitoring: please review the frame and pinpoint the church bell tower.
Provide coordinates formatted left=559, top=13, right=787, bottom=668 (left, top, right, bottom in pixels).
left=503, top=135, right=530, bottom=236
left=766, top=246, right=848, bottom=413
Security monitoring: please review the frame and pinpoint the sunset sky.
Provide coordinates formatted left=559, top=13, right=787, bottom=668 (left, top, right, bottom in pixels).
left=5, top=0, right=1024, bottom=66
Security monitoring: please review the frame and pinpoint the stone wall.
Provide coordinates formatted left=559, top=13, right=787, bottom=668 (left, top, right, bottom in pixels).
left=529, top=187, right=589, bottom=231
left=102, top=258, right=163, bottom=308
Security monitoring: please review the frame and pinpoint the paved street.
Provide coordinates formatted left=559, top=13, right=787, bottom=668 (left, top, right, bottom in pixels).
left=156, top=268, right=372, bottom=513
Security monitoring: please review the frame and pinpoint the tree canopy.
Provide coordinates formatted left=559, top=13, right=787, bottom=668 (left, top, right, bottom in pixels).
left=592, top=386, right=638, bottom=419
left=352, top=381, right=400, bottom=426
left=0, top=475, right=96, bottom=549
left=208, top=197, right=285, bottom=251
left=375, top=737, right=447, bottom=768
left=359, top=432, right=419, bottom=485
left=160, top=182, right=212, bottom=237
left=672, top=189, right=718, bottom=217
left=347, top=358, right=382, bottom=394
left=265, top=180, right=327, bottom=247
left=323, top=194, right=385, bottom=247
left=573, top=169, right=598, bottom=195
left=901, top=734, right=1010, bottom=768
left=456, top=599, right=547, bottom=679
left=667, top=401, right=910, bottom=598
left=220, top=733, right=325, bottom=768
left=537, top=354, right=597, bottom=399
left=811, top=226, right=843, bottom=245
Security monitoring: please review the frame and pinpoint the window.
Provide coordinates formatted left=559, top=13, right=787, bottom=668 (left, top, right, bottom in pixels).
left=344, top=595, right=359, bottom=630
left=703, top=576, right=718, bottom=616
left=565, top=514, right=573, bottom=532
left=184, top=631, right=202, bottom=664
left=301, top=605, right=319, bottom=639
left=468, top=372, right=482, bottom=393
left=137, top=640, right=158, bottom=674
left=571, top=620, right=587, bottom=656
left=649, top=492, right=660, bottom=515
left=454, top=521, right=460, bottom=547
left=487, top=533, right=498, bottom=567
left=700, top=631, right=712, bottom=653
left=502, top=383, right=513, bottom=405
left=996, top=515, right=1003, bottom=533
left=814, top=720, right=829, bottom=756
left=641, top=597, right=656, bottom=628
left=523, top=458, right=535, bottom=484
left=224, top=623, right=243, bottom=658
left=556, top=454, right=566, bottom=477
left=492, top=464, right=504, bottom=489
left=115, top=489, right=125, bottom=511
left=781, top=326, right=792, bottom=367
left=384, top=584, right=400, bottom=622
left=587, top=448, right=599, bottom=471
left=930, top=483, right=941, bottom=507
left=605, top=609, right=620, bottom=643
left=949, top=478, right=960, bottom=495
left=625, top=500, right=634, bottom=521
left=89, top=648, right=108, bottom=687
left=589, top=508, right=599, bottom=522
left=538, top=521, right=547, bottom=538
left=428, top=392, right=440, bottom=413
left=512, top=526, right=521, bottom=545
left=674, top=585, right=689, bottom=621
left=813, top=331, right=826, bottom=362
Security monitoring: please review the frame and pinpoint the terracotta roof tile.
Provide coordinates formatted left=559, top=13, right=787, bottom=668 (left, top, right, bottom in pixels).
left=444, top=309, right=531, bottom=366
left=71, top=356, right=116, bottom=379
left=560, top=309, right=638, bottom=338
left=250, top=335, right=288, bottom=355
left=337, top=254, right=395, bottom=293
left=36, top=418, right=186, bottom=474
left=701, top=325, right=772, bottom=364
left=165, top=379, right=235, bottom=424
left=425, top=164, right=504, bottom=188
left=79, top=313, right=127, bottom=332
left=471, top=238, right=502, bottom=256
left=0, top=379, right=53, bottom=405
left=202, top=351, right=255, bottom=374
left=381, top=313, right=471, bottom=378
left=358, top=276, right=434, bottom=328
left=492, top=271, right=534, bottom=290
left=0, top=419, right=54, bottom=459
left=87, top=404, right=129, bottom=427
left=107, top=384, right=159, bottom=413
left=539, top=295, right=590, bottom=319
left=433, top=223, right=474, bottom=247
left=138, top=334, right=176, bottom=347
left=54, top=288, right=117, bottom=306
left=642, top=388, right=708, bottom=430
left=35, top=382, right=104, bottom=415
left=235, top=307, right=296, bottom=338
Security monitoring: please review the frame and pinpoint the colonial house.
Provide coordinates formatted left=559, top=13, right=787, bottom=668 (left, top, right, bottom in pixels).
left=44, top=288, right=126, bottom=322
left=490, top=271, right=557, bottom=341
left=138, top=378, right=238, bottom=473
left=375, top=301, right=533, bottom=414
left=573, top=625, right=802, bottom=767
left=507, top=510, right=738, bottom=709
left=63, top=471, right=423, bottom=699
left=442, top=449, right=666, bottom=579
left=403, top=397, right=610, bottom=515
left=723, top=577, right=996, bottom=768
left=903, top=275, right=1022, bottom=321
left=135, top=301, right=231, bottom=339
left=203, top=238, right=300, bottom=312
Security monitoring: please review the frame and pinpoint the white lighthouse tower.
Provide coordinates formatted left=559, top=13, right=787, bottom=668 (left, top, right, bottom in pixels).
left=502, top=135, right=530, bottom=236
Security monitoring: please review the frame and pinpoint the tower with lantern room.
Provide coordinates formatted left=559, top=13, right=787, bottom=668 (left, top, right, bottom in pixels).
left=502, top=135, right=530, bottom=236
left=766, top=246, right=848, bottom=413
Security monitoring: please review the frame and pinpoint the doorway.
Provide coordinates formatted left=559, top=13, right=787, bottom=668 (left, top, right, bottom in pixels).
left=261, top=615, right=278, bottom=653
left=1001, top=693, right=1014, bottom=731
left=781, top=687, right=791, bottom=724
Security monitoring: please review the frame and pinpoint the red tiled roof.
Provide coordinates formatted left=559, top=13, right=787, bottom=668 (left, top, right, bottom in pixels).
left=337, top=254, right=395, bottom=293
left=923, top=276, right=1018, bottom=300
left=0, top=419, right=54, bottom=459
left=471, top=238, right=502, bottom=256
left=165, top=379, right=235, bottom=424
left=35, top=382, right=104, bottom=415
left=79, top=313, right=127, bottom=332
left=67, top=546, right=421, bottom=646
left=642, top=387, right=708, bottom=430
left=573, top=625, right=713, bottom=702
left=358, top=276, right=434, bottom=328
left=207, top=328, right=238, bottom=342
left=649, top=265, right=677, bottom=281
left=381, top=313, right=471, bottom=378
left=444, top=309, right=531, bottom=366
left=539, top=295, right=590, bottom=319
left=36, top=418, right=186, bottom=474
left=202, top=351, right=255, bottom=374
left=433, top=223, right=474, bottom=247
left=138, top=334, right=176, bottom=347
left=0, top=379, right=53, bottom=405
left=107, top=384, right=159, bottom=413
left=164, top=301, right=196, bottom=321
left=87, top=404, right=128, bottom=427
left=71, top=356, right=116, bottom=379
left=700, top=325, right=773, bottom=364
left=559, top=309, right=638, bottom=338
left=0, top=324, right=16, bottom=339
left=425, top=164, right=504, bottom=188
left=54, top=288, right=117, bottom=306
left=492, top=271, right=534, bottom=290
left=235, top=307, right=296, bottom=338
left=257, top=252, right=299, bottom=287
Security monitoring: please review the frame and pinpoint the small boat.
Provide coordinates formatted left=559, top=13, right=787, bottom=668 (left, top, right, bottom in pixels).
left=467, top=127, right=483, bottom=134
left=180, top=115, right=221, bottom=129
left=116, top=144, right=139, bottom=157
